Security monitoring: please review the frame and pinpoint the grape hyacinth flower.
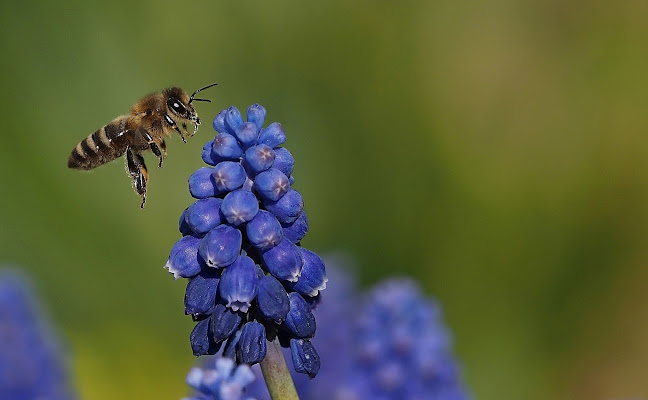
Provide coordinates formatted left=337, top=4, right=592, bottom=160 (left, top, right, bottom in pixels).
left=183, top=356, right=256, bottom=400
left=0, top=270, right=76, bottom=400
left=245, top=258, right=471, bottom=400
left=166, top=104, right=327, bottom=378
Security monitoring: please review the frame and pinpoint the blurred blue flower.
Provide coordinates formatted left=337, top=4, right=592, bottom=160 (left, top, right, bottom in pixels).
left=0, top=270, right=76, bottom=400
left=245, top=256, right=471, bottom=400
left=183, top=356, right=256, bottom=400
left=166, top=105, right=327, bottom=376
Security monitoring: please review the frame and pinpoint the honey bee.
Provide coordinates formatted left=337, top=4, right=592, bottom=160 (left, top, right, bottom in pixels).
left=67, top=83, right=217, bottom=208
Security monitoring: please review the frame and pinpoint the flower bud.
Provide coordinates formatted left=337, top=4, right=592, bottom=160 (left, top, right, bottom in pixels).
left=261, top=238, right=303, bottom=282
left=188, top=167, right=217, bottom=199
left=234, top=122, right=259, bottom=149
left=199, top=225, right=242, bottom=268
left=212, top=109, right=227, bottom=133
left=165, top=235, right=203, bottom=279
left=253, top=168, right=290, bottom=201
left=237, top=322, right=267, bottom=364
left=224, top=106, right=245, bottom=134
left=285, top=292, right=316, bottom=338
left=281, top=211, right=309, bottom=244
left=244, top=144, right=275, bottom=174
left=212, top=161, right=246, bottom=193
left=247, top=103, right=266, bottom=131
left=219, top=255, right=258, bottom=313
left=246, top=210, right=283, bottom=251
left=213, top=133, right=243, bottom=160
left=289, top=248, right=327, bottom=297
left=185, top=198, right=223, bottom=235
left=257, top=275, right=290, bottom=323
left=290, top=338, right=320, bottom=379
left=258, top=122, right=286, bottom=148
left=220, top=189, right=259, bottom=226
left=185, top=268, right=221, bottom=317
left=190, top=317, right=221, bottom=356
left=273, top=147, right=294, bottom=177
left=210, top=304, right=242, bottom=342
left=264, top=189, right=303, bottom=224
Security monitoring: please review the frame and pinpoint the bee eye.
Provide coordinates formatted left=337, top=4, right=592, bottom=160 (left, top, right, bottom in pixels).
left=168, top=98, right=186, bottom=115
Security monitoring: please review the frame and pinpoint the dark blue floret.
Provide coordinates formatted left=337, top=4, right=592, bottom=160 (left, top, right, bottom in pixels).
left=246, top=210, right=283, bottom=251
left=213, top=133, right=244, bottom=160
left=285, top=292, right=316, bottom=338
left=212, top=161, right=246, bottom=193
left=289, top=249, right=327, bottom=297
left=290, top=339, right=320, bottom=379
left=234, top=122, right=260, bottom=149
left=237, top=322, right=267, bottom=364
left=185, top=198, right=223, bottom=235
left=166, top=104, right=326, bottom=376
left=190, top=317, right=221, bottom=356
left=281, top=212, right=308, bottom=244
left=220, top=190, right=259, bottom=226
left=218, top=255, right=258, bottom=313
left=258, top=122, right=286, bottom=148
left=179, top=207, right=193, bottom=236
left=201, top=140, right=219, bottom=166
left=263, top=189, right=303, bottom=224
left=185, top=268, right=221, bottom=317
left=199, top=225, right=242, bottom=268
left=257, top=275, right=290, bottom=323
left=261, top=238, right=303, bottom=282
left=244, top=144, right=275, bottom=174
left=212, top=109, right=227, bottom=133
left=165, top=235, right=203, bottom=279
left=224, top=106, right=245, bottom=134
left=253, top=168, right=290, bottom=201
left=272, top=147, right=294, bottom=177
left=189, top=167, right=218, bottom=199
left=210, top=304, right=243, bottom=342
left=246, top=103, right=266, bottom=131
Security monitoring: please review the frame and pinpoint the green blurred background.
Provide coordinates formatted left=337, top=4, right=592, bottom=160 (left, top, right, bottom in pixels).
left=1, top=0, right=647, bottom=399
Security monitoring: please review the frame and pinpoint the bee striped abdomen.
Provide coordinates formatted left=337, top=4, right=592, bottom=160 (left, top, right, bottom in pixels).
left=68, top=118, right=131, bottom=170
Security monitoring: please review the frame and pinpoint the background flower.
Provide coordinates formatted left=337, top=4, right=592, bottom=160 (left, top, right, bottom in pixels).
left=0, top=269, right=76, bottom=400
left=244, top=256, right=470, bottom=400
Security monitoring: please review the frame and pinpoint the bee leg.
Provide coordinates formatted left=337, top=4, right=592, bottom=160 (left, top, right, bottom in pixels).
left=149, top=142, right=164, bottom=168
left=164, top=112, right=187, bottom=143
left=126, top=148, right=149, bottom=208
left=141, top=128, right=165, bottom=168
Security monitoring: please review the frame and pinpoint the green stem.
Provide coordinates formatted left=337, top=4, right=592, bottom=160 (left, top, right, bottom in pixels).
left=260, top=338, right=300, bottom=400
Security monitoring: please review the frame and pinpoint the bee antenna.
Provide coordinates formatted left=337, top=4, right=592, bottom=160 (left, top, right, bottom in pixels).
left=189, top=83, right=218, bottom=104
left=191, top=98, right=211, bottom=103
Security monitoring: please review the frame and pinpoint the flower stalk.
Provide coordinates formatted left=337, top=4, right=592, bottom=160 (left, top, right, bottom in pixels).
left=260, top=339, right=300, bottom=400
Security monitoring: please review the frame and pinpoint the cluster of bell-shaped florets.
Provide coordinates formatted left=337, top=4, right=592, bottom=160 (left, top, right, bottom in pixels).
left=165, top=104, right=327, bottom=378
left=0, top=270, right=77, bottom=400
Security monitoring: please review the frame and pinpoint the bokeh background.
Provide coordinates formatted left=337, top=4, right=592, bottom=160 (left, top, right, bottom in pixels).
left=1, top=1, right=647, bottom=399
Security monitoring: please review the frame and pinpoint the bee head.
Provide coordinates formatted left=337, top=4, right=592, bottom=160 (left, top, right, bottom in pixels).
left=165, top=83, right=218, bottom=136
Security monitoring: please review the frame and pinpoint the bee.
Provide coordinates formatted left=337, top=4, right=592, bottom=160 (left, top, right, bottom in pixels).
left=67, top=83, right=217, bottom=208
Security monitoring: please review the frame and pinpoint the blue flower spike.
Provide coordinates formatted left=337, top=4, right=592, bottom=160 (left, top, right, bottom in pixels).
left=166, top=104, right=326, bottom=377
